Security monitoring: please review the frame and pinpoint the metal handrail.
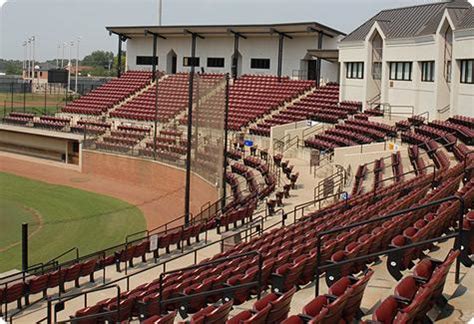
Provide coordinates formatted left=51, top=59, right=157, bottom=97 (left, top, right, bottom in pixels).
left=437, top=104, right=450, bottom=114
left=314, top=195, right=465, bottom=295
left=44, top=247, right=80, bottom=267
left=29, top=216, right=266, bottom=323
left=158, top=250, right=263, bottom=313
left=302, top=123, right=325, bottom=141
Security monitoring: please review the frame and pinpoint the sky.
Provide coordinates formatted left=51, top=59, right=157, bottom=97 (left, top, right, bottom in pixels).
left=1, top=0, right=473, bottom=61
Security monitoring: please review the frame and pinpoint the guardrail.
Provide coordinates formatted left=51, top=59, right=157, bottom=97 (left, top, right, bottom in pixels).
left=313, top=196, right=465, bottom=295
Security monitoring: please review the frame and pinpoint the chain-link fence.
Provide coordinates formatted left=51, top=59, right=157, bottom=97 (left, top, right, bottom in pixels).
left=0, top=76, right=112, bottom=118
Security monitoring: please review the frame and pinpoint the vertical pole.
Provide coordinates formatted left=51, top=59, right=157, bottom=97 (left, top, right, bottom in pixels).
left=10, top=83, right=14, bottom=110
left=232, top=34, right=239, bottom=79
left=44, top=84, right=47, bottom=114
left=75, top=38, right=80, bottom=94
left=22, top=223, right=28, bottom=272
left=152, top=34, right=158, bottom=82
left=277, top=34, right=284, bottom=82
left=117, top=35, right=123, bottom=78
left=222, top=74, right=230, bottom=209
left=315, top=31, right=323, bottom=88
left=32, top=36, right=35, bottom=84
left=153, top=62, right=160, bottom=160
left=23, top=82, right=26, bottom=112
left=184, top=33, right=197, bottom=226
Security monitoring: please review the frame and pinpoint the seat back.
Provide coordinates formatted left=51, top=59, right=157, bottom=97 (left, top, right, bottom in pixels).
left=343, top=270, right=373, bottom=320
left=202, top=300, right=234, bottom=324
left=266, top=287, right=297, bottom=323
left=141, top=310, right=177, bottom=324
left=372, top=296, right=400, bottom=324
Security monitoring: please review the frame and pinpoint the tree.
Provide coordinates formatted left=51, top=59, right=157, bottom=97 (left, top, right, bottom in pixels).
left=82, top=51, right=114, bottom=69
left=1, top=60, right=22, bottom=75
left=113, top=52, right=126, bottom=73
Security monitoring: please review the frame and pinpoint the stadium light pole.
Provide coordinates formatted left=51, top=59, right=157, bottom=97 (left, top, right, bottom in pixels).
left=68, top=41, right=73, bottom=93
left=158, top=0, right=163, bottom=25
left=61, top=42, right=67, bottom=68
left=56, top=43, right=60, bottom=68
left=26, top=39, right=30, bottom=80
left=28, top=37, right=32, bottom=80
left=31, top=36, right=36, bottom=84
left=23, top=41, right=27, bottom=78
left=75, top=36, right=82, bottom=94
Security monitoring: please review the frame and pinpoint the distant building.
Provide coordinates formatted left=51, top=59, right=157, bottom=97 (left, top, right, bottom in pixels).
left=338, top=0, right=474, bottom=119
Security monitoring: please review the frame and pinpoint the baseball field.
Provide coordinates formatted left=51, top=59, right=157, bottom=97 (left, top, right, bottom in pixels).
left=0, top=172, right=146, bottom=273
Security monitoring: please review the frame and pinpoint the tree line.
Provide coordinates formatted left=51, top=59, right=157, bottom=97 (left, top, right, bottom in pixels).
left=0, top=50, right=126, bottom=77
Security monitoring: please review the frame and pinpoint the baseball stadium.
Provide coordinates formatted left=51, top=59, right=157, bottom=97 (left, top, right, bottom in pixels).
left=0, top=0, right=473, bottom=323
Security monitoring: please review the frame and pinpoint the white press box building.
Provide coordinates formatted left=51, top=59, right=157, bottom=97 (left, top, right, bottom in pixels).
left=338, top=0, right=474, bottom=119
left=105, top=22, right=345, bottom=85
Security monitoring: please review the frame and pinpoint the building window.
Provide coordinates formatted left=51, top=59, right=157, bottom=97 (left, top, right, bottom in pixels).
left=421, top=61, right=435, bottom=82
left=250, top=58, right=270, bottom=69
left=136, top=56, right=158, bottom=65
left=346, top=62, right=364, bottom=79
left=389, top=62, right=412, bottom=81
left=207, top=57, right=225, bottom=68
left=372, top=62, right=381, bottom=80
left=183, top=57, right=200, bottom=67
left=460, top=59, right=473, bottom=84
left=446, top=61, right=452, bottom=83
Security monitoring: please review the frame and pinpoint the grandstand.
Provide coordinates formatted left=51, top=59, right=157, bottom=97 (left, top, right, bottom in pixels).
left=0, top=1, right=473, bottom=324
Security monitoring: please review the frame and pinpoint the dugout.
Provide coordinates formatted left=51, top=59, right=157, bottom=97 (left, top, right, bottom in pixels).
left=0, top=124, right=82, bottom=165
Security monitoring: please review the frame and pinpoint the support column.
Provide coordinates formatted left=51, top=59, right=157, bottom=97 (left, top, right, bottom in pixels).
left=152, top=34, right=158, bottom=81
left=232, top=34, right=240, bottom=79
left=117, top=35, right=123, bottom=78
left=221, top=73, right=230, bottom=209
left=277, top=34, right=284, bottom=81
left=184, top=32, right=199, bottom=225
left=315, top=31, right=324, bottom=87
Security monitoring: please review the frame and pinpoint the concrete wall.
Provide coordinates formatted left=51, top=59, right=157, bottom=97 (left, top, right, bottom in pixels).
left=126, top=34, right=340, bottom=81
left=82, top=150, right=218, bottom=220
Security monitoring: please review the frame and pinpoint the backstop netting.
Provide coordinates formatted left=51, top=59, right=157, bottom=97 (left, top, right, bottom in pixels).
left=190, top=73, right=227, bottom=189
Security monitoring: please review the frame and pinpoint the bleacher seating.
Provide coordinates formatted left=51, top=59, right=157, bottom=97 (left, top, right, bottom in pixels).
left=282, top=270, right=373, bottom=323
left=33, top=116, right=70, bottom=130
left=372, top=250, right=459, bottom=323
left=110, top=73, right=223, bottom=122
left=227, top=75, right=314, bottom=130
left=249, top=85, right=361, bottom=136
left=2, top=112, right=35, bottom=126
left=305, top=118, right=395, bottom=152
left=62, top=71, right=153, bottom=115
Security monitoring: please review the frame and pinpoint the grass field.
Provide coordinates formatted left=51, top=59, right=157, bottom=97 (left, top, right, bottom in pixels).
left=0, top=172, right=146, bottom=273
left=0, top=92, right=64, bottom=118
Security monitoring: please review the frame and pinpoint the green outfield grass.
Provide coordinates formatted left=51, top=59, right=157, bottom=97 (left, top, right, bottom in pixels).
left=0, top=92, right=64, bottom=118
left=0, top=172, right=146, bottom=272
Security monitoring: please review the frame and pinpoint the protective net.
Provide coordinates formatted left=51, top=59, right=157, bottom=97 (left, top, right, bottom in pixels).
left=189, top=73, right=227, bottom=188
